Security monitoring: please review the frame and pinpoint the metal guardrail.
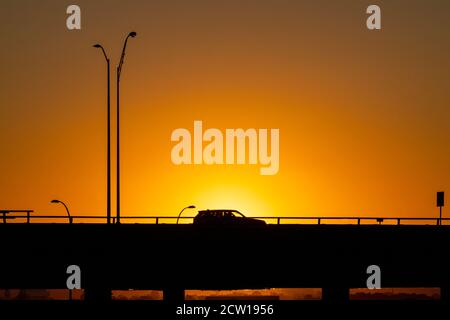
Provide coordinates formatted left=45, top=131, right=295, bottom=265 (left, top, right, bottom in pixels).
left=0, top=213, right=448, bottom=225
left=0, top=210, right=34, bottom=223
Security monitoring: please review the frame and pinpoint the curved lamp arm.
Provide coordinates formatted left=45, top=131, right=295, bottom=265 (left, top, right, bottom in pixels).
left=117, top=32, right=137, bottom=80
left=176, top=205, right=196, bottom=224
left=50, top=200, right=72, bottom=224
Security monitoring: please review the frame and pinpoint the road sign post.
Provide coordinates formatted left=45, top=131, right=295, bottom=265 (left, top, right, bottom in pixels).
left=437, top=191, right=444, bottom=225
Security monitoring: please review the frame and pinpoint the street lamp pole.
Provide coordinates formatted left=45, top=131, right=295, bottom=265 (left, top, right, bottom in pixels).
left=93, top=44, right=111, bottom=225
left=50, top=200, right=72, bottom=224
left=176, top=205, right=196, bottom=224
left=116, top=31, right=137, bottom=224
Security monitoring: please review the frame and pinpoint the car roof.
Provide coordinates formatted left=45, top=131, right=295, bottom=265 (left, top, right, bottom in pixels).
left=198, top=209, right=241, bottom=214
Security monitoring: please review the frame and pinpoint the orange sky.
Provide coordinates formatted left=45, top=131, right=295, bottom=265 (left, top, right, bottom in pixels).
left=1, top=0, right=449, bottom=220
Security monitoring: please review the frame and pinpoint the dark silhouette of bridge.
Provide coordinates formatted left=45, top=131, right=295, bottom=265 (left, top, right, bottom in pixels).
left=1, top=215, right=449, bottom=304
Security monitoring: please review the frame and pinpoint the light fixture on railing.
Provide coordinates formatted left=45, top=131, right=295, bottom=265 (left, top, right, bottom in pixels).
left=50, top=200, right=72, bottom=224
left=176, top=205, right=196, bottom=224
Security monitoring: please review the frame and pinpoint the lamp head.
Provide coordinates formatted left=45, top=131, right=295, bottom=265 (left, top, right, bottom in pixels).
left=50, top=200, right=60, bottom=204
left=188, top=205, right=196, bottom=209
left=129, top=32, right=137, bottom=38
left=93, top=44, right=102, bottom=48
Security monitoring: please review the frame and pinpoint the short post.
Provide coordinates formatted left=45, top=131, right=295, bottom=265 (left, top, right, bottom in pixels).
left=437, top=191, right=444, bottom=226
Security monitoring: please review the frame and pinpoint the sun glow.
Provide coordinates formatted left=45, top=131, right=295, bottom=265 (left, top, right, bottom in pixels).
left=192, top=184, right=274, bottom=218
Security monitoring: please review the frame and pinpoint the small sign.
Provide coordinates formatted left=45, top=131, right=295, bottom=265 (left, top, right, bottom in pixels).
left=437, top=192, right=444, bottom=207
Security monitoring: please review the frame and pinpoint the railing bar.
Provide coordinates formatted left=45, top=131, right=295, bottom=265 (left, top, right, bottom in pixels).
left=1, top=213, right=449, bottom=225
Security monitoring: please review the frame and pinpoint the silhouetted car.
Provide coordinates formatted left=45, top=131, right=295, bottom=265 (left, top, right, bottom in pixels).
left=193, top=209, right=266, bottom=226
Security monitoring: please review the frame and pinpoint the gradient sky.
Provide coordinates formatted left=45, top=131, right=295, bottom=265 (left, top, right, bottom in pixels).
left=1, top=0, right=449, bottom=220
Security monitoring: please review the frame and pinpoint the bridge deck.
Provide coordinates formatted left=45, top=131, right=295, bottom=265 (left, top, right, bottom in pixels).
left=1, top=223, right=449, bottom=299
